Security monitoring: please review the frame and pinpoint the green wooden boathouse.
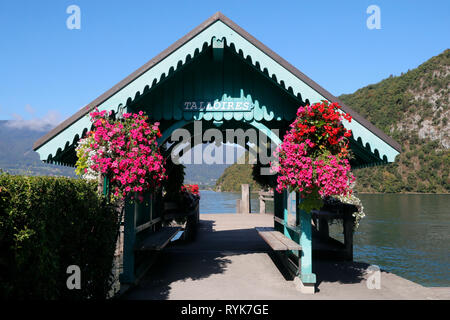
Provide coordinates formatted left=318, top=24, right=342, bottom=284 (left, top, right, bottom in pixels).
left=33, top=12, right=401, bottom=294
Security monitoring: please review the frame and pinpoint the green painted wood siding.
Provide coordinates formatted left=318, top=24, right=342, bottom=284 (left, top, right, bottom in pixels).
left=34, top=20, right=399, bottom=164
left=132, top=46, right=300, bottom=124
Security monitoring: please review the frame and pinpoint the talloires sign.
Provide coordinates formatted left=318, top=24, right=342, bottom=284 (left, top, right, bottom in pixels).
left=183, top=100, right=254, bottom=112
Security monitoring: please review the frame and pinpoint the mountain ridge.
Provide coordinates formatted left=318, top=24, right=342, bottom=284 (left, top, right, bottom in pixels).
left=216, top=49, right=450, bottom=193
left=0, top=120, right=76, bottom=176
left=339, top=49, right=449, bottom=193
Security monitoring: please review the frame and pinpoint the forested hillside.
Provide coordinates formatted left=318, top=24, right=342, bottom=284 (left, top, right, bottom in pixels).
left=339, top=49, right=449, bottom=193
left=215, top=163, right=262, bottom=192
left=215, top=153, right=264, bottom=192
left=184, top=163, right=228, bottom=187
left=216, top=50, right=449, bottom=193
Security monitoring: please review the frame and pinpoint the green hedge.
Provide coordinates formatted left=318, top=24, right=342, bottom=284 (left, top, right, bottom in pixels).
left=0, top=174, right=119, bottom=299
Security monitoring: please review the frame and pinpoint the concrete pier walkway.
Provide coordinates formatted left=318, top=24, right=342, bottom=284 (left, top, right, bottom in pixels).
left=122, top=214, right=449, bottom=300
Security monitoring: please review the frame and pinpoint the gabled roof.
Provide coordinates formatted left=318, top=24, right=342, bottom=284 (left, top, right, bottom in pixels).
left=33, top=12, right=401, bottom=162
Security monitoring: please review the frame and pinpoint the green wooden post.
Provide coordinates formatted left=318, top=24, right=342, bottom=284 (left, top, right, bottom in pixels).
left=120, top=198, right=137, bottom=284
left=102, top=176, right=109, bottom=197
left=289, top=192, right=299, bottom=244
left=296, top=192, right=316, bottom=294
left=273, top=190, right=284, bottom=233
left=282, top=191, right=291, bottom=239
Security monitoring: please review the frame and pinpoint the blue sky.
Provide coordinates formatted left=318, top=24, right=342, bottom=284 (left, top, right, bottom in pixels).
left=0, top=0, right=449, bottom=128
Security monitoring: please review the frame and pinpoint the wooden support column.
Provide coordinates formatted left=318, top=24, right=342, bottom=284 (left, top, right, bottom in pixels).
left=282, top=191, right=290, bottom=239
left=259, top=192, right=266, bottom=214
left=343, top=216, right=354, bottom=261
left=102, top=175, right=109, bottom=197
left=274, top=189, right=287, bottom=233
left=289, top=192, right=299, bottom=244
left=98, top=174, right=104, bottom=195
left=273, top=189, right=284, bottom=233
left=294, top=192, right=316, bottom=294
left=241, top=184, right=250, bottom=214
left=318, top=218, right=329, bottom=239
left=120, top=198, right=137, bottom=285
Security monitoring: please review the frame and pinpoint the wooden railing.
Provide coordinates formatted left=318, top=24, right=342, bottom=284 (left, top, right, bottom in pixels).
left=120, top=191, right=164, bottom=285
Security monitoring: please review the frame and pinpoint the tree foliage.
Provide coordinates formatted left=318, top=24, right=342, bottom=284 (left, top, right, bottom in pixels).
left=0, top=174, right=118, bottom=299
left=339, top=49, right=449, bottom=193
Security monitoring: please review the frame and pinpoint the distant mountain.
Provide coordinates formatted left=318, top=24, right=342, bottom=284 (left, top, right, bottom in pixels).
left=183, top=163, right=229, bottom=186
left=0, top=122, right=242, bottom=183
left=0, top=121, right=75, bottom=176
left=180, top=143, right=244, bottom=187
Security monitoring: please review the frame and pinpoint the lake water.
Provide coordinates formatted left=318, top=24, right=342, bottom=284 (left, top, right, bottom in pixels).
left=199, top=191, right=450, bottom=287
left=199, top=190, right=267, bottom=214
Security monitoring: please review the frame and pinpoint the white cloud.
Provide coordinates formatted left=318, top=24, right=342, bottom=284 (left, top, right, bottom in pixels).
left=24, top=104, right=36, bottom=115
left=5, top=110, right=62, bottom=131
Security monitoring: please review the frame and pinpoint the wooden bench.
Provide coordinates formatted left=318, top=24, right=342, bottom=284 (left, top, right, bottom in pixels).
left=125, top=226, right=181, bottom=285
left=255, top=227, right=302, bottom=251
left=255, top=227, right=302, bottom=277
left=135, top=226, right=181, bottom=251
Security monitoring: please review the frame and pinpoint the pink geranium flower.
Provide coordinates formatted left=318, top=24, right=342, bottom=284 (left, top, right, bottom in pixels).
left=77, top=108, right=166, bottom=202
left=273, top=101, right=354, bottom=208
